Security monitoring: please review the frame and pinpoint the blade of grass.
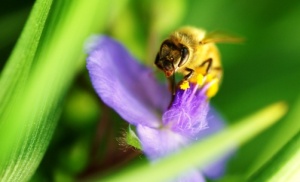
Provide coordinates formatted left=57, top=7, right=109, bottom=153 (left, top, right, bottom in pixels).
left=250, top=130, right=300, bottom=182
left=0, top=0, right=110, bottom=181
left=247, top=95, right=300, bottom=177
left=0, top=0, right=53, bottom=116
left=99, top=102, right=287, bottom=182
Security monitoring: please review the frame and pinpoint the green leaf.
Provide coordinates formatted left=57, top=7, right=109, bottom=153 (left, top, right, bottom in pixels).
left=97, top=102, right=287, bottom=182
left=250, top=130, right=300, bottom=182
left=0, top=0, right=110, bottom=181
left=0, top=0, right=53, bottom=117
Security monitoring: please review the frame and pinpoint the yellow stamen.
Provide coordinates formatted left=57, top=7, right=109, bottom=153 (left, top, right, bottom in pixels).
left=189, top=67, right=208, bottom=86
left=206, top=79, right=219, bottom=98
left=190, top=74, right=204, bottom=86
left=205, top=73, right=214, bottom=83
left=179, top=80, right=190, bottom=90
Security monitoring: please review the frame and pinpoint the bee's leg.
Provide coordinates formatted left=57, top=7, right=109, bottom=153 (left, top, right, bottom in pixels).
left=184, top=67, right=194, bottom=80
left=200, top=58, right=213, bottom=75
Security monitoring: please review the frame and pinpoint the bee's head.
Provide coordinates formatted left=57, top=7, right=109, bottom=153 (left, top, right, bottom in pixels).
left=155, top=40, right=189, bottom=77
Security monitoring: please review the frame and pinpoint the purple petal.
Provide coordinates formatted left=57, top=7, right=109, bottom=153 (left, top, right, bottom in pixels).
left=136, top=125, right=190, bottom=160
left=87, top=36, right=170, bottom=127
left=163, top=85, right=209, bottom=137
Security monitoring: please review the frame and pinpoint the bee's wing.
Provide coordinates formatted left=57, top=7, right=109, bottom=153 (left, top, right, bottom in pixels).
left=200, top=31, right=244, bottom=44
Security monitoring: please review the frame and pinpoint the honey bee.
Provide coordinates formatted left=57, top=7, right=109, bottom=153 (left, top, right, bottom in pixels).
left=155, top=26, right=241, bottom=94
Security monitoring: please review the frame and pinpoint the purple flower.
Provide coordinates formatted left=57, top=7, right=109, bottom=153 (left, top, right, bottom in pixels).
left=87, top=36, right=230, bottom=181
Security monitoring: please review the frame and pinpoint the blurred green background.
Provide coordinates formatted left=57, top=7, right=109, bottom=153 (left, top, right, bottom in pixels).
left=1, top=0, right=300, bottom=181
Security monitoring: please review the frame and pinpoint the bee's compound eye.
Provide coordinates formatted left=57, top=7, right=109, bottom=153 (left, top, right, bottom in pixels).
left=182, top=47, right=188, bottom=59
left=178, top=47, right=189, bottom=67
